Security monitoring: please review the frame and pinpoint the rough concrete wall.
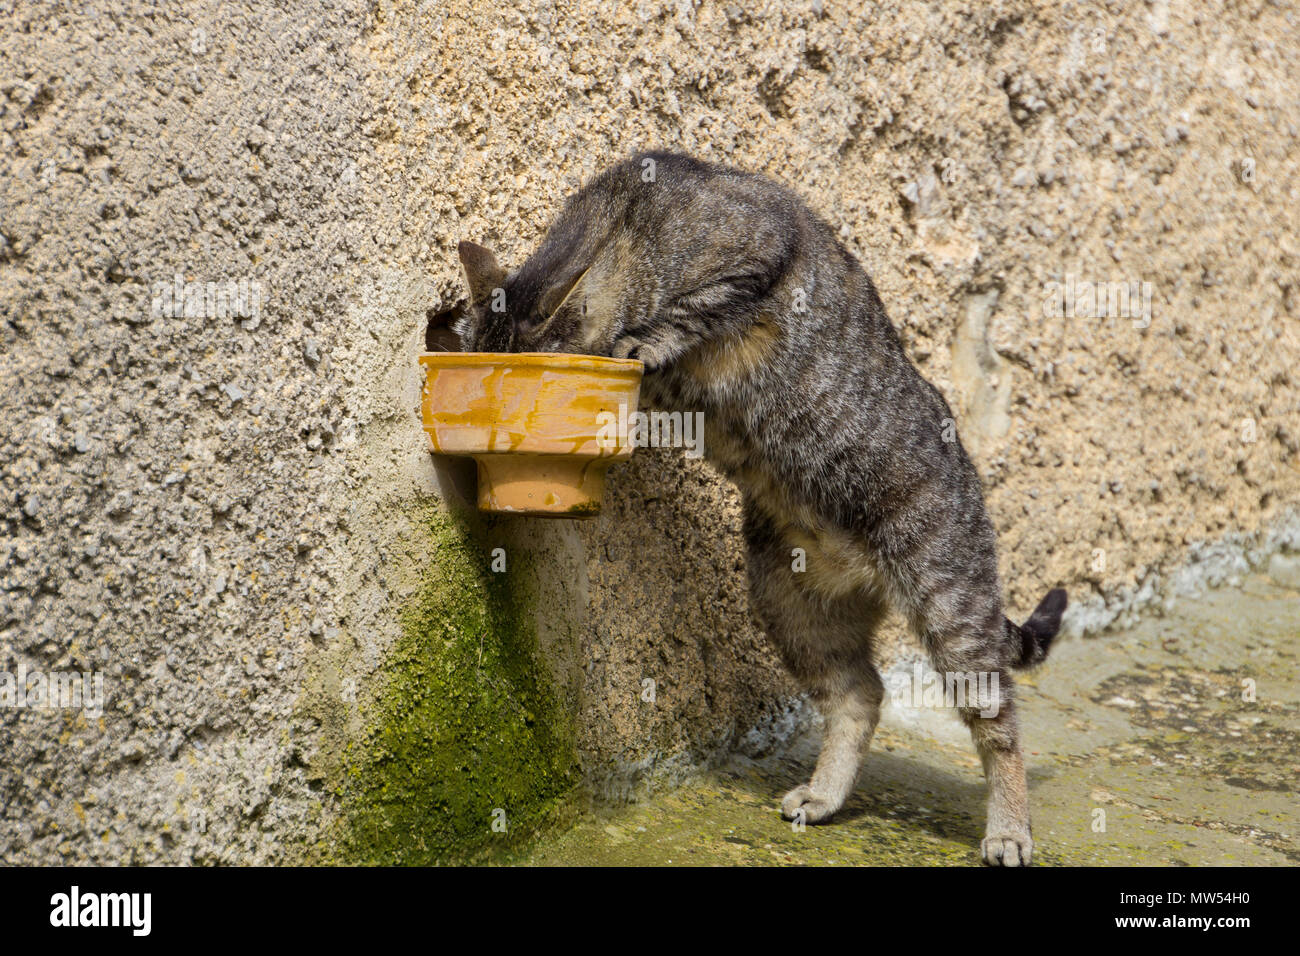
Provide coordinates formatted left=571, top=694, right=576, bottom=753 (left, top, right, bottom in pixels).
left=2, top=0, right=1297, bottom=862
left=1, top=0, right=380, bottom=863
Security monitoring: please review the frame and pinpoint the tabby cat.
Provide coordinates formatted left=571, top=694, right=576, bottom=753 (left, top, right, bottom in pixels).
left=454, top=151, right=1067, bottom=866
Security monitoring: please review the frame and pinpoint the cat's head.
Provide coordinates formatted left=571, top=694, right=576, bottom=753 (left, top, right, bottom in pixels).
left=455, top=240, right=621, bottom=356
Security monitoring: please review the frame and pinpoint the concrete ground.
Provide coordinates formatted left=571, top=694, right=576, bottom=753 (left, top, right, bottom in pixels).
left=522, top=575, right=1298, bottom=865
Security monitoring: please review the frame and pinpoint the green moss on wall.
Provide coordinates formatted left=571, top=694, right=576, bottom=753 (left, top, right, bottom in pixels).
left=331, top=508, right=578, bottom=864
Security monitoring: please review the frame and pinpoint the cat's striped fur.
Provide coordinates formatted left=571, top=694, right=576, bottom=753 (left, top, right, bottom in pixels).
left=456, top=151, right=1067, bottom=865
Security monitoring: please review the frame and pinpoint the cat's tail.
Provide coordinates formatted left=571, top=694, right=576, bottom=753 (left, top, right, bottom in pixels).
left=1007, top=588, right=1068, bottom=669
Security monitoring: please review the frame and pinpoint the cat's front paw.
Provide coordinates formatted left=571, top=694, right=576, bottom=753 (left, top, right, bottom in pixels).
left=780, top=784, right=840, bottom=824
left=612, top=336, right=673, bottom=369
left=981, top=831, right=1033, bottom=867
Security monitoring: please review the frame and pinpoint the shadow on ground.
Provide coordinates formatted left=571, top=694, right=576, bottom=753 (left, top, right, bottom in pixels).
left=521, top=575, right=1299, bottom=866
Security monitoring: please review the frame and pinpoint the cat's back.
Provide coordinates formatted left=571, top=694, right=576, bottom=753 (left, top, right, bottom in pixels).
left=570, top=150, right=805, bottom=243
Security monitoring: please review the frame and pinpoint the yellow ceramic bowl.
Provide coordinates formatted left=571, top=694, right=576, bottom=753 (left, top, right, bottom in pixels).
left=419, top=352, right=644, bottom=516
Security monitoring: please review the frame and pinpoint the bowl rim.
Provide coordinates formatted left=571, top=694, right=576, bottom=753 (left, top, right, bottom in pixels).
left=418, top=351, right=643, bottom=374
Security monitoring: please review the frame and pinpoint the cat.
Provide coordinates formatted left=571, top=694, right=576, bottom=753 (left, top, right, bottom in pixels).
left=454, top=150, right=1067, bottom=866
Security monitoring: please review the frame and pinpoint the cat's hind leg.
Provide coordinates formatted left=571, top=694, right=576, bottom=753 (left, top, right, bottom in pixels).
left=779, top=665, right=885, bottom=823
left=965, top=701, right=1033, bottom=866
left=908, top=574, right=1035, bottom=866
left=744, top=506, right=886, bottom=824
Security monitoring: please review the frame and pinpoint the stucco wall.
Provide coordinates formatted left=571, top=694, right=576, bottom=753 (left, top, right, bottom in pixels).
left=2, top=0, right=1297, bottom=862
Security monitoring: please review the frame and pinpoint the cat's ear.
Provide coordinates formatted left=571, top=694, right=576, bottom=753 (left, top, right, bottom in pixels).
left=538, top=264, right=591, bottom=322
left=457, top=241, right=507, bottom=306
